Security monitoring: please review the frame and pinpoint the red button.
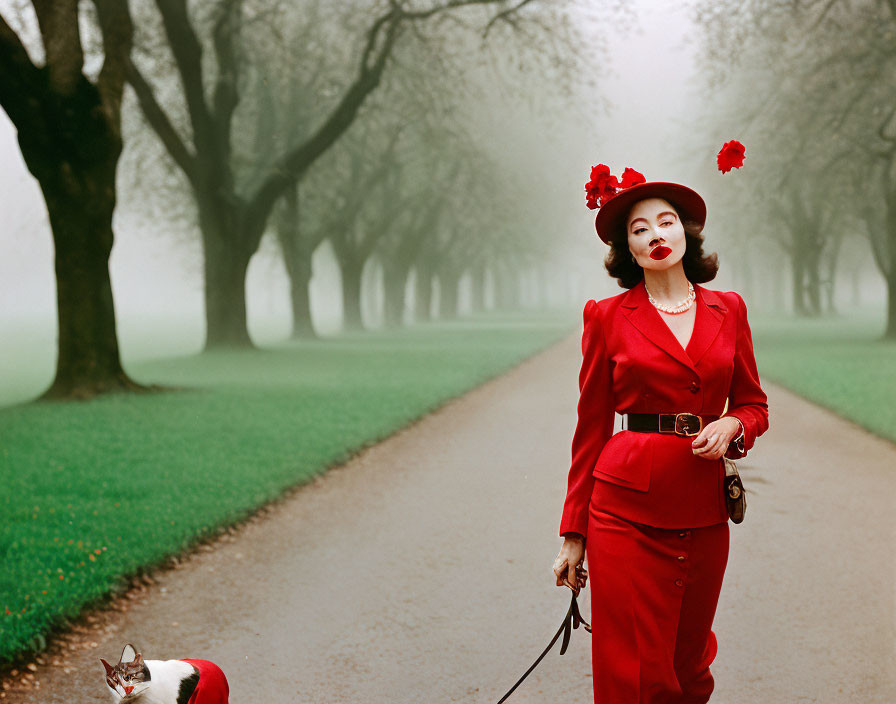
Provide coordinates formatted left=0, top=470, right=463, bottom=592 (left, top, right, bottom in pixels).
left=677, top=555, right=686, bottom=562
left=689, top=381, right=700, bottom=393
left=675, top=579, right=684, bottom=587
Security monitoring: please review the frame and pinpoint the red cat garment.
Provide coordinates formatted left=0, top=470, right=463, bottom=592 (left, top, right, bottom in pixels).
left=180, top=659, right=230, bottom=704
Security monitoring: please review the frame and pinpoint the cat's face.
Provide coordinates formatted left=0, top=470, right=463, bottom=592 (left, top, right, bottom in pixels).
left=100, top=644, right=151, bottom=701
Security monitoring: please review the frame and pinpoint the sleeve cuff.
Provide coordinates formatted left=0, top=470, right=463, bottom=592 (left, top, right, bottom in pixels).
left=727, top=415, right=745, bottom=454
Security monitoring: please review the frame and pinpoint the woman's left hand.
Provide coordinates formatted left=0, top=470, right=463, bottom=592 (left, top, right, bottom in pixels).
left=691, top=417, right=741, bottom=460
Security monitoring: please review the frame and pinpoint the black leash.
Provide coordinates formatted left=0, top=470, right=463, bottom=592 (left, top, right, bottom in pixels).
left=493, top=589, right=591, bottom=704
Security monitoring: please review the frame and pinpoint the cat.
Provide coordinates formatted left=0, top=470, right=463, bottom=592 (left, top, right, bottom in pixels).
left=100, top=643, right=229, bottom=704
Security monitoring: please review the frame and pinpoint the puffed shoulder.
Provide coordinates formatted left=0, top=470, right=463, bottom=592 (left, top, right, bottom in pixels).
left=580, top=299, right=604, bottom=355
left=582, top=298, right=598, bottom=323
left=715, top=288, right=746, bottom=313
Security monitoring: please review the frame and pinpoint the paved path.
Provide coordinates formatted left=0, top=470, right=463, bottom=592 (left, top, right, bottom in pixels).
left=4, top=332, right=895, bottom=703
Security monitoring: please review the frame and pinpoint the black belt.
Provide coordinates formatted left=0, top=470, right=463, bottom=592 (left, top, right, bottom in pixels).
left=624, top=412, right=719, bottom=437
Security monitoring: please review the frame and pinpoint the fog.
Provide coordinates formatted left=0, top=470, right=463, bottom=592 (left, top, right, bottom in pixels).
left=0, top=0, right=888, bottom=383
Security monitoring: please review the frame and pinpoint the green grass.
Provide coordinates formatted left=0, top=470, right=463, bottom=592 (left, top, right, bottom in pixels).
left=0, top=310, right=574, bottom=664
left=2, top=303, right=893, bottom=665
left=748, top=306, right=896, bottom=443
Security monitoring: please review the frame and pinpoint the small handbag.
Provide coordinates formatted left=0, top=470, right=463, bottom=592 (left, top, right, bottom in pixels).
left=723, top=457, right=747, bottom=523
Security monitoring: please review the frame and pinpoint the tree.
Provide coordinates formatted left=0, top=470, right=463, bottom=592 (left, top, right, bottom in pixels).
left=690, top=0, right=896, bottom=335
left=0, top=0, right=153, bottom=399
left=125, top=0, right=551, bottom=349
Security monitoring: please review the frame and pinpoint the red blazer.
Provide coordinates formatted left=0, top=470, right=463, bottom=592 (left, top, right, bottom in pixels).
left=559, top=279, right=769, bottom=533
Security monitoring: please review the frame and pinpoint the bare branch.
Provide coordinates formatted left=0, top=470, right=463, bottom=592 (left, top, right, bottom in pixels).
left=211, top=0, right=242, bottom=165
left=247, top=0, right=535, bottom=240
left=247, top=9, right=403, bottom=233
left=31, top=0, right=83, bottom=93
left=92, top=0, right=134, bottom=137
left=805, top=0, right=841, bottom=33
left=154, top=0, right=216, bottom=157
left=482, top=0, right=535, bottom=38
left=126, top=55, right=199, bottom=183
left=0, top=10, right=43, bottom=126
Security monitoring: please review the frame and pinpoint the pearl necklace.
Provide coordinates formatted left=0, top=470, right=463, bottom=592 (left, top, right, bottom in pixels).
left=645, top=281, right=695, bottom=314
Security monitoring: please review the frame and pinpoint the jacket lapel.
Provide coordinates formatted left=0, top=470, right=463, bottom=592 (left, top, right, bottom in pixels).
left=620, top=279, right=728, bottom=372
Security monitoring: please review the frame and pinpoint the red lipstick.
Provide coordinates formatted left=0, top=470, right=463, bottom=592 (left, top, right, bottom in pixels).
left=649, top=245, right=672, bottom=260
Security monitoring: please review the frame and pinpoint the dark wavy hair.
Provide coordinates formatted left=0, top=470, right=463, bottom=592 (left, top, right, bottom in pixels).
left=604, top=201, right=719, bottom=289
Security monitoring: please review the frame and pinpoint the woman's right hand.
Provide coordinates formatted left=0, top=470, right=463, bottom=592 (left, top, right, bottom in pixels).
left=553, top=533, right=587, bottom=593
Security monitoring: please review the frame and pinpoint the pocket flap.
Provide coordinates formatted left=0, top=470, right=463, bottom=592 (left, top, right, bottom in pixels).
left=592, top=431, right=652, bottom=492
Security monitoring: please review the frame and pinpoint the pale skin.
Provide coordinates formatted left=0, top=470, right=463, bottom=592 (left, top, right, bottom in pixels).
left=553, top=197, right=741, bottom=593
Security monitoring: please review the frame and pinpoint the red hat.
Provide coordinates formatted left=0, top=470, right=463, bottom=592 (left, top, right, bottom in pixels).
left=593, top=180, right=706, bottom=245
left=584, top=141, right=746, bottom=245
left=585, top=164, right=706, bottom=245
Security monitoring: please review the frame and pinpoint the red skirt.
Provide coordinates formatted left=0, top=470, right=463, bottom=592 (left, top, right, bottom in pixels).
left=585, top=508, right=729, bottom=704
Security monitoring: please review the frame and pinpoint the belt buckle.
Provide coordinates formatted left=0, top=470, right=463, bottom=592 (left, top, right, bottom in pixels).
left=657, top=413, right=676, bottom=434
left=674, top=412, right=702, bottom=436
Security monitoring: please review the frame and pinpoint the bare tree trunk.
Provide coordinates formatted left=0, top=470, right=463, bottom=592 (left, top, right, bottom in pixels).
left=340, top=255, right=365, bottom=331
left=41, top=154, right=142, bottom=398
left=275, top=186, right=317, bottom=338
left=438, top=267, right=462, bottom=319
left=875, top=186, right=896, bottom=339
left=471, top=261, right=486, bottom=312
left=415, top=262, right=435, bottom=322
left=854, top=183, right=893, bottom=337
left=198, top=203, right=253, bottom=347
left=790, top=254, right=807, bottom=315
left=0, top=3, right=144, bottom=399
left=804, top=244, right=822, bottom=316
left=383, top=258, right=412, bottom=328
left=288, top=254, right=315, bottom=338
left=822, top=234, right=843, bottom=315
left=886, top=270, right=896, bottom=339
left=203, top=241, right=253, bottom=347
left=885, top=228, right=896, bottom=339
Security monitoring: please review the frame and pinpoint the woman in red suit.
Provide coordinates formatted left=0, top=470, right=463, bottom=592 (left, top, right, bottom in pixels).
left=552, top=173, right=769, bottom=703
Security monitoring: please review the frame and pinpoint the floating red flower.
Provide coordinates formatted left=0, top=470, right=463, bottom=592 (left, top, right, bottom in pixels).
left=717, top=139, right=746, bottom=173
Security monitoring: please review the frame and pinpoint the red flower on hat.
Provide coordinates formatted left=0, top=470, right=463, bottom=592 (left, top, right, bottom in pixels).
left=717, top=139, right=746, bottom=173
left=618, top=167, right=646, bottom=189
left=585, top=164, right=618, bottom=210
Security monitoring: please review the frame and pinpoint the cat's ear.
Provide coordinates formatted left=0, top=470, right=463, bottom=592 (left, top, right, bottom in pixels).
left=119, top=643, right=137, bottom=665
left=100, top=658, right=115, bottom=676
left=133, top=652, right=144, bottom=666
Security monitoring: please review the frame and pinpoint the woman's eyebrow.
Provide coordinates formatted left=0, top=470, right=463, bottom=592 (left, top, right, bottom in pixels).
left=629, top=211, right=677, bottom=228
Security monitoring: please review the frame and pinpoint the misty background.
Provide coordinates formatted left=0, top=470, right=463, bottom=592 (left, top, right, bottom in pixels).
left=0, top=0, right=890, bottom=401
left=2, top=1, right=896, bottom=689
